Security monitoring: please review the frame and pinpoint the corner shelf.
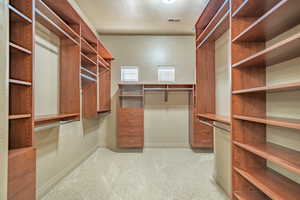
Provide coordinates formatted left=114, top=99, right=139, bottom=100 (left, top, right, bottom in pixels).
left=233, top=32, right=300, bottom=68
left=234, top=141, right=300, bottom=175
left=234, top=167, right=300, bottom=200
left=232, top=0, right=300, bottom=42
left=232, top=81, right=300, bottom=94
left=34, top=113, right=80, bottom=126
left=233, top=115, right=300, bottom=130
left=197, top=113, right=231, bottom=125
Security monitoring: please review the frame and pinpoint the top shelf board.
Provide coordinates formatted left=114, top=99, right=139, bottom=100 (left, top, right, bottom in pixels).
left=232, top=0, right=300, bottom=42
left=232, top=0, right=279, bottom=18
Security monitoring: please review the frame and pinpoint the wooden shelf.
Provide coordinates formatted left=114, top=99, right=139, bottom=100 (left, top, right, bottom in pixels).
left=233, top=81, right=300, bottom=94
left=234, top=141, right=300, bottom=175
left=233, top=0, right=300, bottom=42
left=9, top=79, right=32, bottom=86
left=81, top=38, right=97, bottom=55
left=196, top=0, right=229, bottom=44
left=197, top=113, right=231, bottom=125
left=98, top=55, right=110, bottom=68
left=9, top=5, right=32, bottom=24
left=81, top=53, right=97, bottom=66
left=97, top=109, right=111, bottom=113
left=9, top=42, right=32, bottom=54
left=119, top=95, right=144, bottom=98
left=234, top=167, right=300, bottom=200
left=9, top=114, right=31, bottom=120
left=233, top=32, right=300, bottom=68
left=197, top=10, right=230, bottom=48
left=97, top=40, right=114, bottom=60
left=232, top=0, right=279, bottom=18
left=233, top=115, right=300, bottom=130
left=234, top=191, right=269, bottom=200
left=34, top=113, right=80, bottom=126
left=8, top=146, right=35, bottom=158
left=35, top=0, right=79, bottom=45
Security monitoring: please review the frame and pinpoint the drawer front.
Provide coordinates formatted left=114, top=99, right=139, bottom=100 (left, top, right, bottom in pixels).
left=118, top=136, right=143, bottom=148
left=191, top=117, right=213, bottom=148
left=118, top=108, right=144, bottom=137
left=8, top=148, right=36, bottom=200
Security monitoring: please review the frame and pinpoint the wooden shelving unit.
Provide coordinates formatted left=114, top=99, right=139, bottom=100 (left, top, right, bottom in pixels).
left=231, top=0, right=300, bottom=199
left=6, top=0, right=114, bottom=198
left=8, top=0, right=36, bottom=199
left=194, top=0, right=230, bottom=149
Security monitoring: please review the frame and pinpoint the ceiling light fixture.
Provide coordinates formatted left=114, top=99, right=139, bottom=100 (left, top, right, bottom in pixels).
left=162, top=0, right=176, bottom=4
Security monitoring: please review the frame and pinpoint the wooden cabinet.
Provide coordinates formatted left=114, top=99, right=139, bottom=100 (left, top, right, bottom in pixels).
left=117, top=108, right=144, bottom=147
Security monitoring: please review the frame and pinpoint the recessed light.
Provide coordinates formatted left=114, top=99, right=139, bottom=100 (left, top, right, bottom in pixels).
left=162, top=0, right=176, bottom=4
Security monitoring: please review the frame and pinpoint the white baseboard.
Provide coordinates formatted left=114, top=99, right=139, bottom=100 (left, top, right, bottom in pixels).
left=37, top=146, right=98, bottom=199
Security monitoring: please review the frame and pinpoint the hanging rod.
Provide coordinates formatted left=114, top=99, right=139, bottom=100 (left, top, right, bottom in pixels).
left=34, top=119, right=77, bottom=132
left=198, top=119, right=230, bottom=133
left=81, top=66, right=97, bottom=77
left=80, top=73, right=97, bottom=82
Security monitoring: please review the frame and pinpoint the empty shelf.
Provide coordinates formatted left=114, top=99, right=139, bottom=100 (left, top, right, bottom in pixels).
left=81, top=38, right=97, bottom=55
left=9, top=79, right=32, bottom=86
left=233, top=32, right=300, bottom=68
left=232, top=82, right=300, bottom=94
left=233, top=0, right=300, bottom=42
left=233, top=115, right=300, bottom=130
left=197, top=113, right=231, bottom=125
left=234, top=167, right=300, bottom=200
left=234, top=141, right=300, bottom=175
left=81, top=53, right=97, bottom=66
left=9, top=5, right=32, bottom=24
left=234, top=191, right=269, bottom=200
left=9, top=114, right=31, bottom=120
left=35, top=113, right=79, bottom=125
left=9, top=42, right=32, bottom=54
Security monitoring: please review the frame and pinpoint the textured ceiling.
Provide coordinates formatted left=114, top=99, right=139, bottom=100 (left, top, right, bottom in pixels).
left=75, top=0, right=209, bottom=35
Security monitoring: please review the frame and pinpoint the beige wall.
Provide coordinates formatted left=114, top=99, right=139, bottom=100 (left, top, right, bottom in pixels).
left=213, top=30, right=231, bottom=196
left=266, top=24, right=300, bottom=184
left=0, top=0, right=9, bottom=199
left=98, top=35, right=195, bottom=148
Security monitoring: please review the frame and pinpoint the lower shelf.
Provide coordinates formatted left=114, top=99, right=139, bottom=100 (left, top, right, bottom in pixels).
left=34, top=113, right=80, bottom=126
left=97, top=108, right=111, bottom=113
left=234, top=191, right=269, bottom=200
left=234, top=167, right=300, bottom=200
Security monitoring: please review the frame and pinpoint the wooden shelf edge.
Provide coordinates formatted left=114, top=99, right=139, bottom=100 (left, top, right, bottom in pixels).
left=9, top=79, right=32, bottom=86
left=81, top=37, right=97, bottom=55
left=9, top=42, right=32, bottom=54
left=233, top=115, right=300, bottom=130
left=97, top=109, right=111, bottom=113
left=8, top=5, right=32, bottom=23
left=34, top=113, right=80, bottom=126
left=234, top=167, right=300, bottom=200
left=234, top=191, right=268, bottom=200
left=9, top=114, right=32, bottom=120
left=8, top=147, right=35, bottom=159
left=81, top=52, right=97, bottom=66
left=232, top=81, right=300, bottom=94
left=234, top=141, right=300, bottom=176
left=232, top=32, right=300, bottom=68
left=197, top=113, right=231, bottom=125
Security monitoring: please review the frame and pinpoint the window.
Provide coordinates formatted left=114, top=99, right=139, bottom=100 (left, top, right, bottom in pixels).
left=158, top=66, right=175, bottom=82
left=121, top=66, right=139, bottom=82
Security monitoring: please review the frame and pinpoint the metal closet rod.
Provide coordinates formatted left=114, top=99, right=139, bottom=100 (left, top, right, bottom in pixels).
left=81, top=66, right=97, bottom=77
left=198, top=119, right=230, bottom=133
left=80, top=73, right=97, bottom=82
left=34, top=119, right=77, bottom=132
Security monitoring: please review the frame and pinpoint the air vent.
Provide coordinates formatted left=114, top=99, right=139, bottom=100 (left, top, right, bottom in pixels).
left=168, top=18, right=181, bottom=22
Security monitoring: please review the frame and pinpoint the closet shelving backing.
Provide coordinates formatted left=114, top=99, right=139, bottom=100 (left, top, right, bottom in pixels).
left=231, top=0, right=300, bottom=199
left=7, top=0, right=114, bottom=199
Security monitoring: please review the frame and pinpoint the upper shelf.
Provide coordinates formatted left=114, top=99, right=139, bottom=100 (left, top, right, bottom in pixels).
left=9, top=5, right=32, bottom=24
left=81, top=38, right=97, bottom=55
left=197, top=113, right=231, bottom=125
left=232, top=81, right=300, bottom=94
left=35, top=0, right=80, bottom=45
left=232, top=0, right=280, bottom=18
left=233, top=32, right=300, bottom=68
left=232, top=0, right=300, bottom=42
left=196, top=0, right=229, bottom=44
